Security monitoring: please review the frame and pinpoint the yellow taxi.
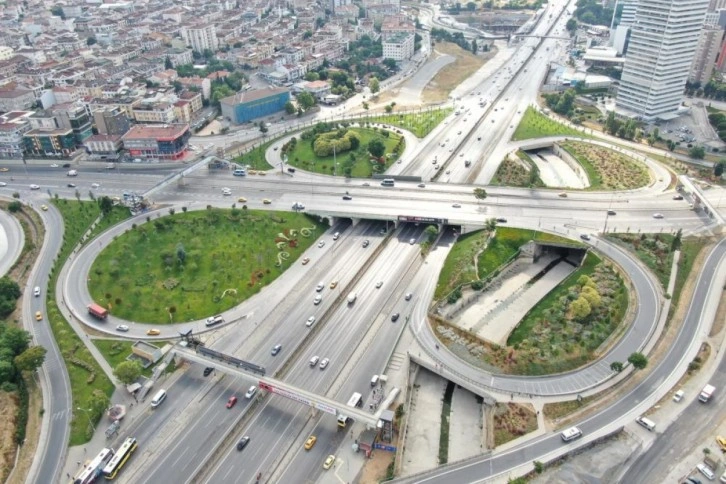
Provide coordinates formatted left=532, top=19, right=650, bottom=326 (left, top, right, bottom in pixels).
left=237, top=197, right=247, bottom=203
left=323, top=455, right=335, bottom=470
left=257, top=171, right=266, bottom=176
left=304, top=435, right=317, bottom=450
left=41, top=205, right=48, bottom=211
left=146, top=329, right=161, bottom=336
left=329, top=281, right=338, bottom=289
left=35, top=311, right=43, bottom=321
left=716, top=436, right=726, bottom=452
left=262, top=199, right=272, bottom=204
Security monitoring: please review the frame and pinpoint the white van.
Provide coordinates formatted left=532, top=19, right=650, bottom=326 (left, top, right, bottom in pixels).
left=560, top=426, right=582, bottom=442
left=697, top=463, right=716, bottom=480
left=635, top=416, right=656, bottom=431
left=233, top=168, right=247, bottom=176
left=151, top=389, right=167, bottom=408
left=67, top=170, right=78, bottom=177
left=370, top=374, right=379, bottom=387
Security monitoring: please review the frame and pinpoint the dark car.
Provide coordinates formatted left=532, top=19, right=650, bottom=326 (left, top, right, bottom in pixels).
left=342, top=195, right=353, bottom=200
left=203, top=367, right=214, bottom=377
left=362, top=240, right=369, bottom=248
left=580, top=234, right=591, bottom=241
left=391, top=313, right=400, bottom=322
left=673, top=194, right=684, bottom=200
left=496, top=217, right=507, bottom=223
left=62, top=163, right=71, bottom=168
left=67, top=183, right=76, bottom=188
left=236, top=436, right=250, bottom=451
left=607, top=210, right=616, bottom=215
left=287, top=167, right=296, bottom=173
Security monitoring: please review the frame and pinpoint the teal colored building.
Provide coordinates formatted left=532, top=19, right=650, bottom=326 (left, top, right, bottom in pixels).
left=220, top=88, right=290, bottom=124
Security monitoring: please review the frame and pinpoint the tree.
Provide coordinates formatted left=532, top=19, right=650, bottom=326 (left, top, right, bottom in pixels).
left=471, top=39, right=478, bottom=55
left=382, top=58, right=397, bottom=71
left=165, top=56, right=173, bottom=69
left=259, top=123, right=268, bottom=134
left=689, top=145, right=706, bottom=159
left=667, top=139, right=677, bottom=152
left=671, top=228, right=682, bottom=252
left=570, top=296, right=591, bottom=320
left=369, top=77, right=380, bottom=96
left=565, top=18, right=577, bottom=33
left=7, top=201, right=21, bottom=213
left=98, top=196, right=113, bottom=215
left=297, top=91, right=316, bottom=110
left=284, top=101, right=296, bottom=115
left=113, top=360, right=143, bottom=385
left=473, top=188, right=487, bottom=200
left=384, top=104, right=393, bottom=114
left=610, top=361, right=624, bottom=372
left=533, top=461, right=544, bottom=474
left=714, top=161, right=725, bottom=177
left=424, top=225, right=439, bottom=242
left=0, top=325, right=30, bottom=355
left=14, top=345, right=46, bottom=372
left=0, top=277, right=22, bottom=318
left=368, top=139, right=385, bottom=158
left=176, top=242, right=186, bottom=264
left=628, top=352, right=648, bottom=370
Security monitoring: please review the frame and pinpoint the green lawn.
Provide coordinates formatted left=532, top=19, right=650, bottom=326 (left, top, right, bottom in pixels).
left=285, top=127, right=403, bottom=177
left=361, top=107, right=453, bottom=138
left=233, top=139, right=275, bottom=171
left=89, top=209, right=327, bottom=323
left=511, top=107, right=584, bottom=141
left=93, top=339, right=164, bottom=378
left=49, top=199, right=129, bottom=444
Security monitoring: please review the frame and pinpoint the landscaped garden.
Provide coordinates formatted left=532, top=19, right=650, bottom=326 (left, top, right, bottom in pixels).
left=282, top=123, right=404, bottom=177
left=361, top=107, right=452, bottom=138
left=435, top=226, right=577, bottom=300
left=88, top=208, right=326, bottom=323
left=48, top=199, right=131, bottom=444
left=233, top=139, right=274, bottom=171
left=511, top=106, right=584, bottom=141
left=493, top=403, right=538, bottom=446
left=561, top=141, right=651, bottom=190
left=491, top=151, right=544, bottom=187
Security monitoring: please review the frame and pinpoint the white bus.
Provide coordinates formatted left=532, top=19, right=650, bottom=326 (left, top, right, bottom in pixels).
left=102, top=437, right=138, bottom=480
left=73, top=447, right=114, bottom=484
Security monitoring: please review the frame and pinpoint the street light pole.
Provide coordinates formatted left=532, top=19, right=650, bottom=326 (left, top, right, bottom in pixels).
left=76, top=407, right=95, bottom=435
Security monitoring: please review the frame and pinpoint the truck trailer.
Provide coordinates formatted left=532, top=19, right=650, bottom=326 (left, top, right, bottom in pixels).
left=699, top=384, right=716, bottom=403
left=87, top=303, right=108, bottom=320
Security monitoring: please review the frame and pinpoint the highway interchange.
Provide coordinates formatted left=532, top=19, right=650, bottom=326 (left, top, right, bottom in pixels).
left=2, top=0, right=726, bottom=482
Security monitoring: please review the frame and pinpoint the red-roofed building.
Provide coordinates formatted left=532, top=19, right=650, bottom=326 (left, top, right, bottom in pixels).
left=121, top=123, right=190, bottom=160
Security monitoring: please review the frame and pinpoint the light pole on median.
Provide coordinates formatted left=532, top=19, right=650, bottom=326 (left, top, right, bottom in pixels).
left=77, top=407, right=95, bottom=435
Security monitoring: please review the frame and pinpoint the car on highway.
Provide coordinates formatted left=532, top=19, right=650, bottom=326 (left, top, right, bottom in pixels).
left=309, top=355, right=320, bottom=367
left=496, top=217, right=508, bottom=223
left=607, top=210, right=617, bottom=215
left=409, top=238, right=416, bottom=245
left=116, top=324, right=129, bottom=332
left=91, top=183, right=100, bottom=188
left=226, top=396, right=238, bottom=408
left=301, top=257, right=310, bottom=265
left=362, top=182, right=370, bottom=186
left=245, top=386, right=257, bottom=399
left=333, top=232, right=340, bottom=240
left=417, top=183, right=426, bottom=188
left=35, top=311, right=43, bottom=321
left=319, top=358, right=329, bottom=370
left=50, top=163, right=59, bottom=168
left=452, top=203, right=461, bottom=208
left=0, top=182, right=6, bottom=187
left=375, top=281, right=383, bottom=289
left=29, top=184, right=40, bottom=190
left=558, top=192, right=567, bottom=198
left=391, top=313, right=400, bottom=322
left=236, top=436, right=250, bottom=451
left=41, top=205, right=48, bottom=211
left=67, top=183, right=76, bottom=188
left=271, top=344, right=282, bottom=356
left=0, top=167, right=8, bottom=172
left=329, top=280, right=338, bottom=289
left=237, top=197, right=247, bottom=203
left=306, top=316, right=316, bottom=327
left=314, top=294, right=322, bottom=305
left=673, top=194, right=684, bottom=200
left=33, top=286, right=40, bottom=297
left=323, top=455, right=335, bottom=470
left=262, top=199, right=272, bottom=204
left=342, top=194, right=352, bottom=200
left=203, top=367, right=214, bottom=377
left=318, top=241, right=325, bottom=248
left=653, top=213, right=664, bottom=219
left=580, top=234, right=591, bottom=241
left=221, top=187, right=232, bottom=196
left=673, top=389, right=685, bottom=402
left=405, top=293, right=413, bottom=301
left=304, top=436, right=317, bottom=450
left=146, top=329, right=161, bottom=336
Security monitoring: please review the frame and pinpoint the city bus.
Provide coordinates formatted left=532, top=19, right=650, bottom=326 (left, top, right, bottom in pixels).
left=73, top=447, right=114, bottom=484
left=102, top=437, right=138, bottom=480
left=337, top=392, right=364, bottom=428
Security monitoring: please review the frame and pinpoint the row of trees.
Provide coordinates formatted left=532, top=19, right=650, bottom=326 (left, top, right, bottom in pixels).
left=430, top=28, right=488, bottom=54
left=574, top=0, right=614, bottom=26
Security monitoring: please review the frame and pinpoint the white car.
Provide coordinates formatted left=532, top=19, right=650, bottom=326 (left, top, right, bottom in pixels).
left=0, top=182, right=6, bottom=187
left=319, top=358, right=329, bottom=370
left=306, top=316, right=316, bottom=327
left=375, top=281, right=383, bottom=289
left=452, top=203, right=461, bottom=208
left=653, top=213, right=664, bottom=219
left=29, top=184, right=40, bottom=190
left=116, top=324, right=129, bottom=332
left=91, top=183, right=100, bottom=189
left=314, top=294, right=322, bottom=305
left=245, top=386, right=257, bottom=399
left=221, top=187, right=232, bottom=196
left=50, top=163, right=59, bottom=168
left=318, top=241, right=325, bottom=248
left=33, top=287, right=41, bottom=297
left=409, top=238, right=416, bottom=245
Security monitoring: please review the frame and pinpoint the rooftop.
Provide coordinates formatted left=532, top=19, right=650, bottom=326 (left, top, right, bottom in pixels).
left=220, top=87, right=289, bottom=106
left=122, top=123, right=189, bottom=140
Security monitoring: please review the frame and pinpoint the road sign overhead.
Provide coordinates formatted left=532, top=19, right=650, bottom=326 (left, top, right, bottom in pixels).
left=398, top=215, right=448, bottom=224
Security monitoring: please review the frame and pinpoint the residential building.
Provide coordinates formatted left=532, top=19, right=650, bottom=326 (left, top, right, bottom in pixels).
left=23, top=127, right=76, bottom=158
left=122, top=123, right=190, bottom=160
left=0, top=86, right=35, bottom=112
left=220, top=88, right=290, bottom=124
left=690, top=27, right=725, bottom=85
left=92, top=106, right=130, bottom=136
left=381, top=15, right=416, bottom=41
left=165, top=48, right=194, bottom=67
left=0, top=46, right=13, bottom=61
left=84, top=134, right=123, bottom=160
left=181, top=24, right=219, bottom=53
left=51, top=103, right=93, bottom=144
left=382, top=32, right=414, bottom=61
left=133, top=102, right=176, bottom=123
left=179, top=90, right=203, bottom=114
left=177, top=76, right=211, bottom=99
left=616, top=0, right=709, bottom=119
left=0, top=111, right=33, bottom=159
left=298, top=80, right=331, bottom=99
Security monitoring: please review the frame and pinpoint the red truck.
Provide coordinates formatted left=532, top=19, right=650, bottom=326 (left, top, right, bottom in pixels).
left=87, top=303, right=108, bottom=320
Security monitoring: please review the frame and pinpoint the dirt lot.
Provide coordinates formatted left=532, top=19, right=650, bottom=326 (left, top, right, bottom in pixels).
left=359, top=447, right=395, bottom=483
left=492, top=402, right=538, bottom=446
left=422, top=42, right=489, bottom=103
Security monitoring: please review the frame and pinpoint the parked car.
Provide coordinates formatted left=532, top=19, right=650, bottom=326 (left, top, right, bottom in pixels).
left=653, top=213, right=664, bottom=219
left=262, top=199, right=272, bottom=204
left=318, top=241, right=325, bottom=248
left=323, top=455, right=336, bottom=470
left=329, top=280, right=338, bottom=289
left=375, top=281, right=383, bottom=289
left=29, top=184, right=40, bottom=190
left=607, top=210, right=617, bottom=215
left=203, top=367, right=214, bottom=377
left=221, top=188, right=232, bottom=196
left=237, top=197, right=247, bottom=203
left=673, top=390, right=685, bottom=402
left=362, top=240, right=370, bottom=248
left=301, top=257, right=310, bottom=265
